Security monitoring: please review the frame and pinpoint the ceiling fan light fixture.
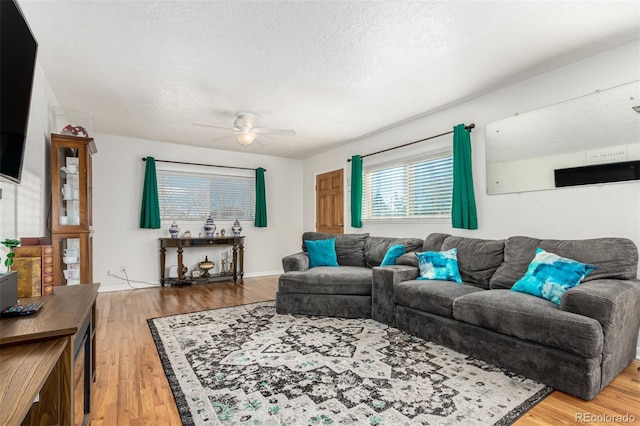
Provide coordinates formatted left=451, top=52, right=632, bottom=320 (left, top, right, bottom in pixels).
left=235, top=129, right=257, bottom=146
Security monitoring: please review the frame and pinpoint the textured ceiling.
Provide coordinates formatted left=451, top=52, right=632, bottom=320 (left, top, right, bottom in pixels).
left=18, top=1, right=640, bottom=159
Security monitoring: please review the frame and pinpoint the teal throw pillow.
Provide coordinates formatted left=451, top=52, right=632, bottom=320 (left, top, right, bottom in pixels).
left=305, top=238, right=339, bottom=267
left=380, top=244, right=406, bottom=266
left=511, top=248, right=596, bottom=305
left=415, top=248, right=463, bottom=283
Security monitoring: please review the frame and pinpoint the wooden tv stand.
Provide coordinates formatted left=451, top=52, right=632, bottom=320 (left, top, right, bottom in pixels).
left=0, top=283, right=99, bottom=426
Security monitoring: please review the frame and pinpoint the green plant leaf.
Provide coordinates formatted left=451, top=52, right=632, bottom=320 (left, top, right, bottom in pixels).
left=1, top=239, right=20, bottom=249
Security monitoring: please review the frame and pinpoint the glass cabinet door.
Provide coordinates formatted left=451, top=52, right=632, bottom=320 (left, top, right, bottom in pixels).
left=58, top=152, right=81, bottom=227
left=57, top=237, right=81, bottom=285
left=50, top=134, right=95, bottom=233
left=52, top=141, right=84, bottom=230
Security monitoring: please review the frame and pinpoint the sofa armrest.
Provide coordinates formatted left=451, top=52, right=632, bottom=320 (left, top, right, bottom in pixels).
left=560, top=279, right=640, bottom=386
left=282, top=252, right=310, bottom=272
left=372, top=265, right=419, bottom=327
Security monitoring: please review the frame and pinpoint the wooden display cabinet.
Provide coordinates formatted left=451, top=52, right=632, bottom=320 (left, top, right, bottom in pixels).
left=51, top=233, right=93, bottom=287
left=50, top=134, right=97, bottom=286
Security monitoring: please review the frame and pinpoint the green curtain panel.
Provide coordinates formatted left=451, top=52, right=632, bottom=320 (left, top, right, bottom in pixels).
left=350, top=155, right=363, bottom=228
left=140, top=156, right=161, bottom=229
left=451, top=124, right=478, bottom=230
left=255, top=167, right=267, bottom=227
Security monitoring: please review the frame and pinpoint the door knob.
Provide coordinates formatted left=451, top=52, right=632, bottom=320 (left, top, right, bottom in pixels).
left=338, top=223, right=344, bottom=227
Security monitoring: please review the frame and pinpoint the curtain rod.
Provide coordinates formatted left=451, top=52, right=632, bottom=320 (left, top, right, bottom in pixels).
left=141, top=158, right=265, bottom=172
left=347, top=123, right=475, bottom=162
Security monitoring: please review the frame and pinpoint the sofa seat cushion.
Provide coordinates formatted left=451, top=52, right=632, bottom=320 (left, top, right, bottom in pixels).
left=278, top=266, right=372, bottom=295
left=395, top=280, right=485, bottom=319
left=453, top=290, right=603, bottom=358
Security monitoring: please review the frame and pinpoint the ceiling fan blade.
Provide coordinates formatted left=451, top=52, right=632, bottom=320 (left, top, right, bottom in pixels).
left=210, top=135, right=234, bottom=142
left=252, top=127, right=296, bottom=136
left=256, top=134, right=272, bottom=146
left=193, top=122, right=237, bottom=131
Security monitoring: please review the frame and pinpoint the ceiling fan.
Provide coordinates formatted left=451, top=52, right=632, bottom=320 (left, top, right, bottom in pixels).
left=194, top=112, right=296, bottom=146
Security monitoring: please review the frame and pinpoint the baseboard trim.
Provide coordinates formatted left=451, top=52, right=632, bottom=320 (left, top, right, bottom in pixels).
left=97, top=283, right=138, bottom=292
left=243, top=269, right=283, bottom=278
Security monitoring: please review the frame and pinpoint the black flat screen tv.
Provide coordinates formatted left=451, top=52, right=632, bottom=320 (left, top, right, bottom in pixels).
left=0, top=0, right=38, bottom=183
left=554, top=160, right=640, bottom=188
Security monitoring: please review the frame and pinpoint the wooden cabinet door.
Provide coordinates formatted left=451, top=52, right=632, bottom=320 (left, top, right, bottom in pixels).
left=50, top=134, right=96, bottom=233
left=316, top=169, right=344, bottom=234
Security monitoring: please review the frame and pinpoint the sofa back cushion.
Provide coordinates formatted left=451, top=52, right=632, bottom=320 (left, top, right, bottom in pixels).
left=302, top=232, right=369, bottom=267
left=364, top=236, right=423, bottom=268
left=396, top=233, right=450, bottom=267
left=441, top=236, right=505, bottom=289
left=490, top=236, right=639, bottom=290
left=422, top=233, right=451, bottom=252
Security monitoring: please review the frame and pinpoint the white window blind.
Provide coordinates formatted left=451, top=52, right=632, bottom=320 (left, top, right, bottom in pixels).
left=363, top=152, right=453, bottom=220
left=157, top=170, right=255, bottom=221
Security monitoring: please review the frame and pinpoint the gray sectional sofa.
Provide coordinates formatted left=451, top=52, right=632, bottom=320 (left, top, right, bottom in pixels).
left=276, top=232, right=640, bottom=400
left=276, top=232, right=422, bottom=318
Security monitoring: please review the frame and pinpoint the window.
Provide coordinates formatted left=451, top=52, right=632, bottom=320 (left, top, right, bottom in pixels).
left=363, top=152, right=453, bottom=220
left=157, top=170, right=255, bottom=221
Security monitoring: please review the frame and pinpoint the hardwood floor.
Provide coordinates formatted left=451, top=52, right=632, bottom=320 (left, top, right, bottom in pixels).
left=91, top=275, right=640, bottom=425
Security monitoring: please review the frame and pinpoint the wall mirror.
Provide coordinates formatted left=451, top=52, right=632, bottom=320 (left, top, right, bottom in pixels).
left=486, top=80, right=640, bottom=195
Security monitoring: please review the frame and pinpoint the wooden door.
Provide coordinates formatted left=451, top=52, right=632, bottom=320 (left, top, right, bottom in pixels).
left=316, top=169, right=344, bottom=234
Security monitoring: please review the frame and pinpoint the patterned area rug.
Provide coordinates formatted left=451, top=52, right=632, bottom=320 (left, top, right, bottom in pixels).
left=148, top=302, right=552, bottom=425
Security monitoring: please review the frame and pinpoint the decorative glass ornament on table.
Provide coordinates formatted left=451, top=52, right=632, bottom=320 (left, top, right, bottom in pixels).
left=60, top=124, right=89, bottom=137
left=204, top=214, right=216, bottom=238
left=232, top=218, right=242, bottom=236
left=169, top=221, right=180, bottom=238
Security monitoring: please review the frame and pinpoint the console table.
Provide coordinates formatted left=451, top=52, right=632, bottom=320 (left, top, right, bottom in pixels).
left=159, top=236, right=245, bottom=286
left=0, top=283, right=99, bottom=426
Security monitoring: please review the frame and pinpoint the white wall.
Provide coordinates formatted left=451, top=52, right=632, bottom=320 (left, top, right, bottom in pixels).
left=0, top=62, right=58, bottom=264
left=303, top=41, right=640, bottom=251
left=92, top=134, right=303, bottom=291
